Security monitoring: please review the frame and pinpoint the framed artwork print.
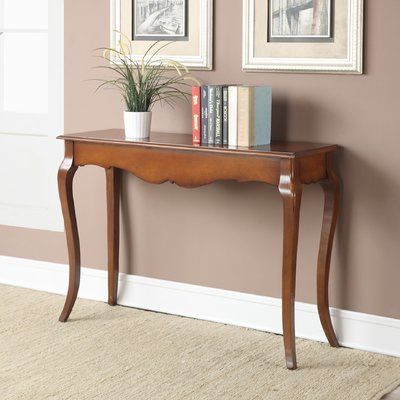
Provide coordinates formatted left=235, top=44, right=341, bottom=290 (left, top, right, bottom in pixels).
left=111, top=0, right=213, bottom=70
left=269, top=0, right=333, bottom=43
left=133, top=0, right=188, bottom=41
left=243, top=0, right=364, bottom=74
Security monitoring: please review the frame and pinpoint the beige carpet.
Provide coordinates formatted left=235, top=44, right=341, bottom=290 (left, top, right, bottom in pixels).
left=1, top=284, right=399, bottom=400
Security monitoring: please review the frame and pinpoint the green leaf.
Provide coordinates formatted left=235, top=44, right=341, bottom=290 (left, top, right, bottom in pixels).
left=95, top=33, right=199, bottom=112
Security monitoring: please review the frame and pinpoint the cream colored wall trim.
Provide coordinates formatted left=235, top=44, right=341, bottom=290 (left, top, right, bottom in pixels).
left=1, top=255, right=399, bottom=358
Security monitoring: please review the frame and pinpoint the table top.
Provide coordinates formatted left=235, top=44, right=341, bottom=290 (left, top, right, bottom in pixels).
left=58, top=130, right=338, bottom=158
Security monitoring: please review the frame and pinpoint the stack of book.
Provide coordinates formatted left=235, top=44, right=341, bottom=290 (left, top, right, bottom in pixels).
left=192, top=85, right=272, bottom=147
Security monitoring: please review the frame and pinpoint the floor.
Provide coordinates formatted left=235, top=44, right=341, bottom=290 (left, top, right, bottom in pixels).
left=1, top=284, right=400, bottom=400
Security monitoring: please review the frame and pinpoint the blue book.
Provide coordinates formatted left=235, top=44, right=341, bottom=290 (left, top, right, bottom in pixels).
left=253, top=86, right=272, bottom=146
left=201, top=86, right=208, bottom=145
left=238, top=86, right=272, bottom=147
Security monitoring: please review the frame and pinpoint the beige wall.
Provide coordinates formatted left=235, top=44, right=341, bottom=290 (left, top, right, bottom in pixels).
left=1, top=0, right=400, bottom=320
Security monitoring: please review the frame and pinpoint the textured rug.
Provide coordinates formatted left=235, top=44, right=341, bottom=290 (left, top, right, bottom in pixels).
left=1, top=284, right=399, bottom=400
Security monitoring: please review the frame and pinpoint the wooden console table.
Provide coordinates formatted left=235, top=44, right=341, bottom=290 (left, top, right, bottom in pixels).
left=57, top=129, right=340, bottom=370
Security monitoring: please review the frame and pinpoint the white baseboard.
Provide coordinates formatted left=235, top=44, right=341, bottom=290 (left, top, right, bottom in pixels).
left=1, top=255, right=399, bottom=358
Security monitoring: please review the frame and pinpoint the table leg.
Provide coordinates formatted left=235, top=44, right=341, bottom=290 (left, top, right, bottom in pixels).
left=58, top=141, right=80, bottom=322
left=278, top=160, right=302, bottom=370
left=317, top=154, right=340, bottom=347
left=106, top=167, right=121, bottom=306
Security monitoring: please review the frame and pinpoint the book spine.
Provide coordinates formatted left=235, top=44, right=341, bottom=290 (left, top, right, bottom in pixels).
left=191, top=86, right=201, bottom=145
left=215, top=86, right=223, bottom=146
left=228, top=86, right=238, bottom=147
left=237, top=86, right=251, bottom=147
left=207, top=86, right=216, bottom=145
left=222, top=86, right=229, bottom=146
left=201, top=86, right=208, bottom=145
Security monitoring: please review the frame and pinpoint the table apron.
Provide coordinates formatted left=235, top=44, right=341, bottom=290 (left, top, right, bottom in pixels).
left=73, top=141, right=285, bottom=187
left=73, top=141, right=328, bottom=187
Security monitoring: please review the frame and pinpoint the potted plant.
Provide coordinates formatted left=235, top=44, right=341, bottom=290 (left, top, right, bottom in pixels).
left=97, top=36, right=199, bottom=139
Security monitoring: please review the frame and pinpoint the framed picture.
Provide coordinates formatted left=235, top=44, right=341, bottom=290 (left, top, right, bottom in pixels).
left=133, top=0, right=188, bottom=41
left=111, top=0, right=213, bottom=70
left=243, top=0, right=364, bottom=74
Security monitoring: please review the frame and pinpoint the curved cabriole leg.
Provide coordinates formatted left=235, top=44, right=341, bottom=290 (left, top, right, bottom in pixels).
left=106, top=167, right=121, bottom=306
left=278, top=159, right=302, bottom=370
left=58, top=141, right=80, bottom=322
left=317, top=153, right=340, bottom=347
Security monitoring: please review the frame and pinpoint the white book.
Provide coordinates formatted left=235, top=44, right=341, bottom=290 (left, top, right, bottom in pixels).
left=228, top=86, right=238, bottom=147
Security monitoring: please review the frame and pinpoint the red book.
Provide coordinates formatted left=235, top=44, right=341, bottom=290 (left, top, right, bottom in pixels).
left=192, top=86, right=201, bottom=145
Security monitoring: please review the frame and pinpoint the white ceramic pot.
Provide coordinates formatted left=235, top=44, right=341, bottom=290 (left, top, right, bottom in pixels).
left=124, top=111, right=152, bottom=139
